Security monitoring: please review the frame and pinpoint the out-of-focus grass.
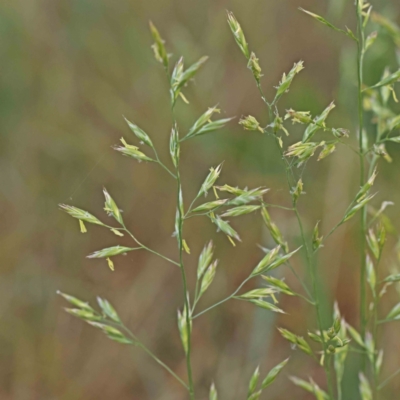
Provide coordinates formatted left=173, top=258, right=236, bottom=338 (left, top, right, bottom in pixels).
left=1, top=0, right=400, bottom=399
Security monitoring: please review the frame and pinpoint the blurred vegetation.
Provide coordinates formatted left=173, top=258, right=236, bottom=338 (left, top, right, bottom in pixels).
left=1, top=0, right=400, bottom=399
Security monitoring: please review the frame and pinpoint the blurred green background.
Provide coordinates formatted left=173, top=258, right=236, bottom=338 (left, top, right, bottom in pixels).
left=1, top=0, right=400, bottom=399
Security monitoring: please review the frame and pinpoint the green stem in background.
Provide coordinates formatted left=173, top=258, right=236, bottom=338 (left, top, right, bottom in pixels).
left=356, top=0, right=367, bottom=348
left=294, top=208, right=335, bottom=399
left=372, top=254, right=382, bottom=400
left=378, top=367, right=400, bottom=390
left=265, top=99, right=334, bottom=398
left=259, top=110, right=314, bottom=303
left=370, top=106, right=385, bottom=400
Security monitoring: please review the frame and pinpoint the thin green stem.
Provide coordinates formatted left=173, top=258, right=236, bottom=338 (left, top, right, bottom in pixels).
left=251, top=57, right=332, bottom=397
left=111, top=322, right=189, bottom=390
left=270, top=96, right=333, bottom=397
left=376, top=319, right=391, bottom=325
left=296, top=292, right=316, bottom=306
left=348, top=346, right=369, bottom=355
left=168, top=49, right=195, bottom=392
left=356, top=0, right=367, bottom=350
left=372, top=253, right=382, bottom=399
left=153, top=147, right=177, bottom=179
left=123, top=226, right=180, bottom=267
left=286, top=259, right=314, bottom=302
left=378, top=367, right=400, bottom=390
left=337, top=139, right=361, bottom=156
left=370, top=112, right=385, bottom=398
left=193, top=276, right=252, bottom=319
left=271, top=96, right=334, bottom=390
left=176, top=163, right=195, bottom=400
left=260, top=201, right=294, bottom=211
left=255, top=80, right=270, bottom=107
left=185, top=194, right=201, bottom=218
left=322, top=220, right=345, bottom=244
left=294, top=208, right=335, bottom=399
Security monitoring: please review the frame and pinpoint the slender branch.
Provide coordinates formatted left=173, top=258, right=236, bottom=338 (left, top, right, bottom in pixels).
left=296, top=292, right=316, bottom=305
left=122, top=226, right=180, bottom=267
left=376, top=319, right=391, bottom=325
left=111, top=322, right=189, bottom=389
left=185, top=194, right=201, bottom=218
left=260, top=201, right=294, bottom=211
left=337, top=139, right=361, bottom=156
left=153, top=147, right=177, bottom=179
left=370, top=109, right=385, bottom=398
left=285, top=259, right=314, bottom=302
left=324, top=221, right=344, bottom=243
left=193, top=276, right=252, bottom=319
left=255, top=80, right=270, bottom=107
left=348, top=346, right=369, bottom=355
left=378, top=367, right=400, bottom=390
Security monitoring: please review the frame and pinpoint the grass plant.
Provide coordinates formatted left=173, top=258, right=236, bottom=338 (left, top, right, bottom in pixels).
left=59, top=2, right=400, bottom=398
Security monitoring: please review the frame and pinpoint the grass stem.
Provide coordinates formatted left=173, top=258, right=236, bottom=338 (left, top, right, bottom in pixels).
left=123, top=226, right=180, bottom=267
left=117, top=322, right=189, bottom=390
left=356, top=0, right=367, bottom=352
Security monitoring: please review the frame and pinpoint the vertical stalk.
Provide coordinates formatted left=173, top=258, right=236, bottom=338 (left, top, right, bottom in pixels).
left=176, top=168, right=195, bottom=399
left=176, top=169, right=194, bottom=400
left=337, top=370, right=342, bottom=400
left=370, top=112, right=384, bottom=400
left=356, top=0, right=367, bottom=346
left=372, top=259, right=380, bottom=400
left=294, top=207, right=334, bottom=400
left=168, top=47, right=194, bottom=393
left=171, top=100, right=195, bottom=398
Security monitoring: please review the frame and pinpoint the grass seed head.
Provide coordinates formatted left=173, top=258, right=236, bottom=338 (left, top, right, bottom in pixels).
left=114, top=138, right=154, bottom=162
left=247, top=52, right=263, bottom=82
left=124, top=117, right=154, bottom=148
left=285, top=109, right=312, bottom=125
left=227, top=11, right=249, bottom=59
left=274, top=61, right=304, bottom=102
left=239, top=115, right=263, bottom=132
left=59, top=204, right=104, bottom=226
left=103, top=188, right=124, bottom=225
left=149, top=21, right=169, bottom=69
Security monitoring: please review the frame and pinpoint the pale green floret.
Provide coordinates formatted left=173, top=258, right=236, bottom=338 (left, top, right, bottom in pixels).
left=114, top=137, right=154, bottom=162
left=227, top=11, right=249, bottom=59
left=247, top=52, right=263, bottom=82
left=149, top=21, right=169, bottom=69
left=239, top=115, right=263, bottom=132
left=274, top=61, right=304, bottom=102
